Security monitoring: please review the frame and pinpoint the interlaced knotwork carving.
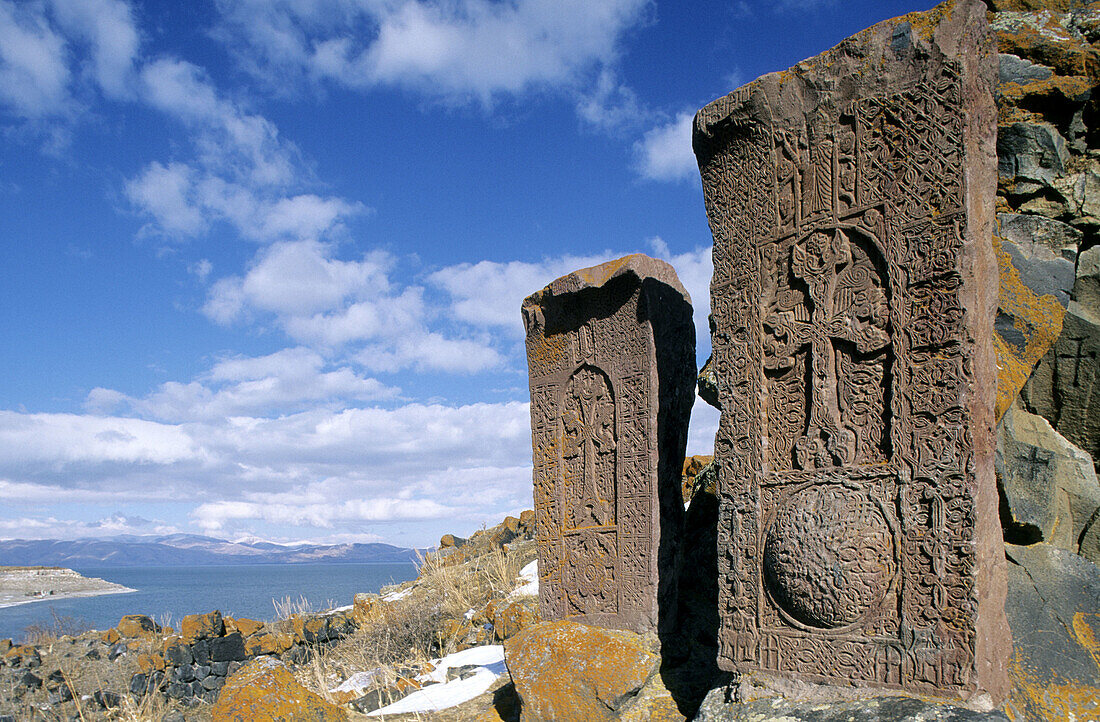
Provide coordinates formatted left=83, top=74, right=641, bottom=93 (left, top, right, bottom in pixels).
left=696, top=5, right=1003, bottom=697
left=523, top=256, right=694, bottom=634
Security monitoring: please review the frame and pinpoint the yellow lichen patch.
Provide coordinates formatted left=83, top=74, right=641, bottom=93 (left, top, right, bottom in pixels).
left=992, top=234, right=1066, bottom=420
left=1004, top=646, right=1100, bottom=722
left=574, top=254, right=640, bottom=288
left=999, top=73, right=1093, bottom=106
left=1072, top=612, right=1100, bottom=668
left=505, top=620, right=660, bottom=722
left=212, top=657, right=348, bottom=722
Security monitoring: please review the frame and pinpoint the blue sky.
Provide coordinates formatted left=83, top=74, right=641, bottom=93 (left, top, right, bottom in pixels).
left=0, top=0, right=932, bottom=548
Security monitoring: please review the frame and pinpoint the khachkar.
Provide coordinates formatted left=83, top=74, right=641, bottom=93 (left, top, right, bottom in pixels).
left=693, top=0, right=1010, bottom=702
left=522, top=254, right=694, bottom=634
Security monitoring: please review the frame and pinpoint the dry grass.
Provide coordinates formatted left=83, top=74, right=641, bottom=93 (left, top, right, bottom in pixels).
left=22, top=609, right=92, bottom=645
left=416, top=546, right=528, bottom=622
left=296, top=539, right=535, bottom=708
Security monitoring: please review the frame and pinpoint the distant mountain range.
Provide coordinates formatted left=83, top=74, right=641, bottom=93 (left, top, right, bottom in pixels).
left=0, top=534, right=425, bottom=567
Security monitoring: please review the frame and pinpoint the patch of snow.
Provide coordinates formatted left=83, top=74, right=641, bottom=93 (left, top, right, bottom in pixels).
left=464, top=608, right=476, bottom=620
left=509, top=559, right=539, bottom=598
left=330, top=669, right=382, bottom=695
left=367, top=668, right=499, bottom=716
left=327, top=604, right=353, bottom=614
left=382, top=587, right=412, bottom=602
left=416, top=645, right=506, bottom=684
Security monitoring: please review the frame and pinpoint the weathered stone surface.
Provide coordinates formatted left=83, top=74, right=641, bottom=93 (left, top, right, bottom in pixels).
left=1021, top=301, right=1100, bottom=470
left=1076, top=244, right=1100, bottom=313
left=181, top=610, right=223, bottom=643
left=992, top=229, right=1068, bottom=420
left=210, top=632, right=247, bottom=662
left=694, top=692, right=1008, bottom=721
left=233, top=617, right=263, bottom=637
left=212, top=656, right=347, bottom=722
left=999, top=53, right=1053, bottom=86
left=998, top=121, right=1069, bottom=191
left=694, top=0, right=1009, bottom=700
left=1003, top=543, right=1100, bottom=722
left=522, top=254, right=695, bottom=634
left=504, top=620, right=660, bottom=722
left=116, top=614, right=157, bottom=638
left=997, top=402, right=1100, bottom=553
left=681, top=454, right=714, bottom=505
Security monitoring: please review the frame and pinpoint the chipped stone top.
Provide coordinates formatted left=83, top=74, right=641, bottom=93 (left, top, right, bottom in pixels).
left=693, top=0, right=989, bottom=144
left=522, top=254, right=690, bottom=310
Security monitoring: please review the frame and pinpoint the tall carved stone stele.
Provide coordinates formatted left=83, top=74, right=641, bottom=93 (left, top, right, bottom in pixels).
left=522, top=254, right=694, bottom=635
left=693, top=0, right=1010, bottom=702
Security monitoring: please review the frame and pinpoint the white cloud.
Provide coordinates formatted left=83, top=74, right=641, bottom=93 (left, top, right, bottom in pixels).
left=140, top=57, right=295, bottom=187
left=427, top=252, right=616, bottom=334
left=428, top=246, right=712, bottom=357
left=215, top=0, right=650, bottom=106
left=193, top=497, right=454, bottom=531
left=355, top=332, right=504, bottom=374
left=0, top=1, right=71, bottom=118
left=0, top=513, right=181, bottom=540
left=575, top=67, right=642, bottom=132
left=0, top=411, right=197, bottom=467
left=125, top=161, right=206, bottom=236
left=89, top=347, right=396, bottom=422
left=48, top=0, right=139, bottom=98
left=635, top=110, right=697, bottom=182
left=0, top=397, right=533, bottom=542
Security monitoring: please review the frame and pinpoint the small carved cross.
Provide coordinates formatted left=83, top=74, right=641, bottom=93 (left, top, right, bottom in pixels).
left=1014, top=445, right=1053, bottom=482
left=1056, top=337, right=1096, bottom=388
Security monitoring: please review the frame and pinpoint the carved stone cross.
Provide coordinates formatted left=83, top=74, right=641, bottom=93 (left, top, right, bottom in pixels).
left=765, top=227, right=890, bottom=469
left=563, top=366, right=616, bottom=529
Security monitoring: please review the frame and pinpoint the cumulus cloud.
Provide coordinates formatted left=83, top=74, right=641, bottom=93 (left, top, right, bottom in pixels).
left=88, top=347, right=396, bottom=422
left=48, top=0, right=139, bottom=98
left=0, top=398, right=533, bottom=542
left=0, top=513, right=182, bottom=541
left=0, top=1, right=71, bottom=118
left=427, top=245, right=712, bottom=357
left=204, top=240, right=504, bottom=374
left=634, top=110, right=697, bottom=182
left=214, top=0, right=649, bottom=106
left=427, top=252, right=616, bottom=333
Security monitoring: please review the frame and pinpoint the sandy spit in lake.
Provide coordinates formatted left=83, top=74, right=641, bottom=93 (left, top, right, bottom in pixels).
left=0, top=566, right=136, bottom=609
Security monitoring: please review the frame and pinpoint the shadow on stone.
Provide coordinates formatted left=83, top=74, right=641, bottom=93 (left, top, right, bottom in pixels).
left=659, top=461, right=731, bottom=717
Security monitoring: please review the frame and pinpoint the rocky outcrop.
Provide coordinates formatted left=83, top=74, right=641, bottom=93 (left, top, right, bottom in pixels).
left=997, top=401, right=1100, bottom=558
left=694, top=694, right=1009, bottom=721
left=1003, top=542, right=1100, bottom=721
left=212, top=656, right=347, bottom=722
left=504, top=620, right=666, bottom=722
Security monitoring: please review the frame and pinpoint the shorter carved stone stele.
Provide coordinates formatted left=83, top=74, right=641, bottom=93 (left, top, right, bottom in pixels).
left=523, top=254, right=695, bottom=634
left=694, top=0, right=1011, bottom=703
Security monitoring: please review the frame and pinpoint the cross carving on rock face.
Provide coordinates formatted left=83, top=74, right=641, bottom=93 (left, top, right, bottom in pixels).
left=1056, top=337, right=1096, bottom=388
left=563, top=367, right=616, bottom=528
left=765, top=227, right=891, bottom=469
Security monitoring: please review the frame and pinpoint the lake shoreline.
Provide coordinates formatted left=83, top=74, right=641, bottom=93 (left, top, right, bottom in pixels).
left=0, top=567, right=137, bottom=612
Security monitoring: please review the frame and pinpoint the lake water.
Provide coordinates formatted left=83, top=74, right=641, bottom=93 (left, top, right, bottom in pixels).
left=0, top=563, right=419, bottom=642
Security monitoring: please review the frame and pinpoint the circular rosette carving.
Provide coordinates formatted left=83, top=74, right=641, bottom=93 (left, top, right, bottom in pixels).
left=762, top=484, right=895, bottom=630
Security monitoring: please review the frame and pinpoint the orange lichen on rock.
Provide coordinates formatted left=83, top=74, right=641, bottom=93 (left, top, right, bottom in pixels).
left=181, top=610, right=223, bottom=643
left=993, top=234, right=1065, bottom=420
left=116, top=614, right=157, bottom=638
left=505, top=620, right=661, bottom=722
left=137, top=653, right=165, bottom=673
left=212, top=656, right=348, bottom=722
left=233, top=617, right=264, bottom=637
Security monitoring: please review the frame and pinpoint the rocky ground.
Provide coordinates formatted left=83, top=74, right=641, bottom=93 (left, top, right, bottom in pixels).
left=0, top=568, right=135, bottom=609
